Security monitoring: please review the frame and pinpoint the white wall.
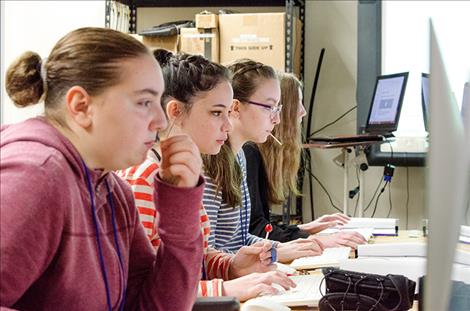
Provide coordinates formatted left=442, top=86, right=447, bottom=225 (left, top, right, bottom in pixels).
left=302, top=0, right=425, bottom=229
left=1, top=0, right=105, bottom=125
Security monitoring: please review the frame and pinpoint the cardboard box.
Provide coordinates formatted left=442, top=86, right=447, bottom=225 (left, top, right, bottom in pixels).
left=180, top=28, right=219, bottom=63
left=219, top=13, right=301, bottom=76
left=196, top=12, right=218, bottom=29
left=139, top=34, right=179, bottom=53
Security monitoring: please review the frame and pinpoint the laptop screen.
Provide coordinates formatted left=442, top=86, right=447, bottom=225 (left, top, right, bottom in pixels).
left=366, top=72, right=408, bottom=134
left=421, top=73, right=430, bottom=131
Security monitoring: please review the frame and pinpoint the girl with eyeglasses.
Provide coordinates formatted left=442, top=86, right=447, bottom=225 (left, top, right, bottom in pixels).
left=1, top=28, right=203, bottom=311
left=118, top=51, right=295, bottom=302
left=244, top=72, right=367, bottom=249
left=203, top=59, right=324, bottom=263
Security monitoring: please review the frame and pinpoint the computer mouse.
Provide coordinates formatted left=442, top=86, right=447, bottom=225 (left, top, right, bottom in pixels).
left=241, top=297, right=291, bottom=311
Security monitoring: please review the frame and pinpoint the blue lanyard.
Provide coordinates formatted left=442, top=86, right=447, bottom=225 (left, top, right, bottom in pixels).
left=237, top=153, right=249, bottom=246
left=83, top=161, right=126, bottom=311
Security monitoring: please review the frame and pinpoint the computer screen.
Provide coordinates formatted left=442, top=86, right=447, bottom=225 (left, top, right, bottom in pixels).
left=368, top=75, right=406, bottom=125
left=424, top=21, right=469, bottom=311
left=421, top=73, right=430, bottom=131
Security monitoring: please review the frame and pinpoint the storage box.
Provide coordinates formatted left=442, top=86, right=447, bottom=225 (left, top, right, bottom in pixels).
left=180, top=28, right=219, bottom=63
left=139, top=34, right=179, bottom=53
left=196, top=11, right=218, bottom=29
left=219, top=13, right=301, bottom=76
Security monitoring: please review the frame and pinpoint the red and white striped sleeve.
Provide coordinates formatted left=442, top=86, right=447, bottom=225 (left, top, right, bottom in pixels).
left=116, top=160, right=160, bottom=248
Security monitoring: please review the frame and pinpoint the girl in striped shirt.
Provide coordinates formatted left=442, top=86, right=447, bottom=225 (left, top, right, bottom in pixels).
left=119, top=51, right=295, bottom=301
left=203, top=59, right=324, bottom=262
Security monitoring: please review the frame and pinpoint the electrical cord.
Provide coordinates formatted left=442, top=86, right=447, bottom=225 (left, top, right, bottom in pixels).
left=363, top=174, right=384, bottom=213
left=406, top=166, right=410, bottom=229
left=386, top=180, right=393, bottom=218
left=309, top=106, right=357, bottom=137
left=304, top=164, right=343, bottom=213
left=301, top=132, right=315, bottom=221
left=370, top=181, right=389, bottom=218
left=352, top=167, right=360, bottom=217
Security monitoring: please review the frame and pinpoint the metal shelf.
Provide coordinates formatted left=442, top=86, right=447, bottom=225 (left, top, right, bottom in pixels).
left=112, top=0, right=304, bottom=7
left=105, top=0, right=305, bottom=80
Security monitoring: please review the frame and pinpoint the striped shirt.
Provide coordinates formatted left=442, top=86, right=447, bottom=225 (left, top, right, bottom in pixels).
left=117, top=156, right=233, bottom=297
left=203, top=150, right=265, bottom=253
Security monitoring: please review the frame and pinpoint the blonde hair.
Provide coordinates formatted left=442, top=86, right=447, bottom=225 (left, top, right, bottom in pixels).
left=202, top=59, right=277, bottom=207
left=258, top=72, right=303, bottom=205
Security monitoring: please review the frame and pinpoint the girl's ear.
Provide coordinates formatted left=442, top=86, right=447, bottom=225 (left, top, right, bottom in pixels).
left=64, top=86, right=93, bottom=128
left=230, top=99, right=241, bottom=119
left=165, top=99, right=183, bottom=122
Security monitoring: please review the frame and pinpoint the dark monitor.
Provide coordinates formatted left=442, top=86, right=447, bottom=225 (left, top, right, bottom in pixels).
left=365, top=72, right=409, bottom=134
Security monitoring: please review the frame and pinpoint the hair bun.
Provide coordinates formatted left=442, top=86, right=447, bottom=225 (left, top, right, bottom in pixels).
left=6, top=51, right=44, bottom=108
left=153, top=49, right=174, bottom=67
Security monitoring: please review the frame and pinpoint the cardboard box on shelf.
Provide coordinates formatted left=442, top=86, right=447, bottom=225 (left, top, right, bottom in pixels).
left=219, top=12, right=301, bottom=76
left=180, top=28, right=219, bottom=63
left=195, top=11, right=218, bottom=29
left=141, top=34, right=179, bottom=53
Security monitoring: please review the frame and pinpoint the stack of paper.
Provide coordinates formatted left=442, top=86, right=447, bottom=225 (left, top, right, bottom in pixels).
left=460, top=225, right=470, bottom=244
left=290, top=247, right=351, bottom=270
left=320, top=217, right=398, bottom=236
left=356, top=242, right=470, bottom=266
left=357, top=242, right=426, bottom=257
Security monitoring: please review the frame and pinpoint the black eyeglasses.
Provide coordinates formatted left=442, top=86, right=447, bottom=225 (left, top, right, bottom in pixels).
left=244, top=100, right=282, bottom=118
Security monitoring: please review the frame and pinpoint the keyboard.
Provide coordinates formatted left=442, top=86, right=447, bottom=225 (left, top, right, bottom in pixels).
left=290, top=247, right=351, bottom=270
left=266, top=275, right=324, bottom=307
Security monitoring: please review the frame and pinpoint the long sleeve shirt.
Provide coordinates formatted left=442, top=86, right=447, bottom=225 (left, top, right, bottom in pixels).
left=0, top=117, right=203, bottom=311
left=203, top=149, right=265, bottom=253
left=243, top=143, right=309, bottom=242
left=117, top=158, right=233, bottom=296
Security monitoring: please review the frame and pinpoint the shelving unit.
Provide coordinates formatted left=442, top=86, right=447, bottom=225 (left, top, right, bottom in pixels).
left=105, top=0, right=305, bottom=223
left=105, top=0, right=305, bottom=80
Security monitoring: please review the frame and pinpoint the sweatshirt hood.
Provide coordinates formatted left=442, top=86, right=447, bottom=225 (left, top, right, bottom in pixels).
left=1, top=117, right=92, bottom=181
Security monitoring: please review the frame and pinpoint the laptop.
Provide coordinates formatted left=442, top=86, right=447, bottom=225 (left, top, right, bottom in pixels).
left=421, top=73, right=430, bottom=132
left=310, top=72, right=409, bottom=143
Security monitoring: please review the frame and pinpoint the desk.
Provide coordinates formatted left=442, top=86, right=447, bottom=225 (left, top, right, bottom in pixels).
left=252, top=231, right=470, bottom=311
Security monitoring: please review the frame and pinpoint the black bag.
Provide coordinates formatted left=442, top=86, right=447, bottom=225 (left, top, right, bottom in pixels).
left=319, top=267, right=416, bottom=311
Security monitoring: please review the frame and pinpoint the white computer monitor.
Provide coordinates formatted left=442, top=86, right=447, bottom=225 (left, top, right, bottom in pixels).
left=424, top=21, right=470, bottom=311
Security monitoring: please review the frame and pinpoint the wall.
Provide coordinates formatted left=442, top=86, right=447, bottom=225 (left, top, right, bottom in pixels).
left=0, top=0, right=426, bottom=229
left=1, top=0, right=105, bottom=125
left=302, top=0, right=425, bottom=229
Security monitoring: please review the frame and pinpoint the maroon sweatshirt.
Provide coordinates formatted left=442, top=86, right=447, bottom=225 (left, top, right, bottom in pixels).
left=0, top=117, right=203, bottom=311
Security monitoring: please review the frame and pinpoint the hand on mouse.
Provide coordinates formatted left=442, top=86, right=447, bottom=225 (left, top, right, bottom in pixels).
left=222, top=271, right=296, bottom=302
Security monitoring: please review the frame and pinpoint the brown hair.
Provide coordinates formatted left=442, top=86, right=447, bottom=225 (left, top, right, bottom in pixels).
left=153, top=49, right=230, bottom=112
left=258, top=72, right=303, bottom=206
left=202, top=59, right=277, bottom=207
left=6, top=27, right=150, bottom=125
